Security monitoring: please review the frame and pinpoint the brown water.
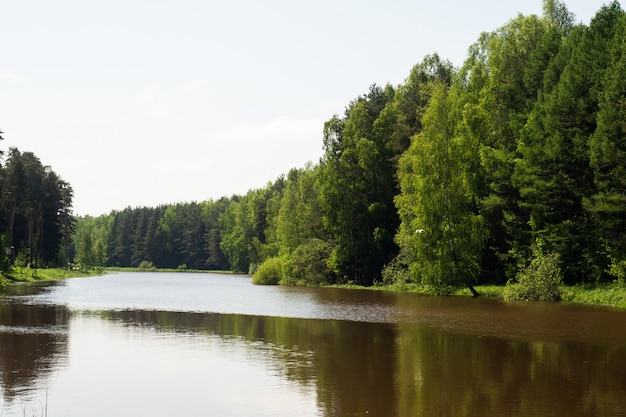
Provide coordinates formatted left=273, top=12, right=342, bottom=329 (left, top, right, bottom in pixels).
left=1, top=272, right=625, bottom=416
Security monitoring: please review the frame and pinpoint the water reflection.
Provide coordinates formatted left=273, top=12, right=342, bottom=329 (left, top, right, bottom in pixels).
left=99, top=308, right=626, bottom=417
left=1, top=274, right=626, bottom=416
left=0, top=302, right=69, bottom=405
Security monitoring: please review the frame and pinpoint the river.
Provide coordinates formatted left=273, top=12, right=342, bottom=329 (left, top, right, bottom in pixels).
left=1, top=272, right=625, bottom=416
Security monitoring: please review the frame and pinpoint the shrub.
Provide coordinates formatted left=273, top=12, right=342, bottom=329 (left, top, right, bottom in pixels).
left=503, top=250, right=563, bottom=302
left=252, top=257, right=283, bottom=285
left=608, top=258, right=626, bottom=285
left=282, top=239, right=334, bottom=286
left=138, top=260, right=156, bottom=271
left=381, top=255, right=411, bottom=285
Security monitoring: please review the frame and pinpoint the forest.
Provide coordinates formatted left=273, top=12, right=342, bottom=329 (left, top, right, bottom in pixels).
left=0, top=141, right=74, bottom=271
left=70, top=0, right=626, bottom=294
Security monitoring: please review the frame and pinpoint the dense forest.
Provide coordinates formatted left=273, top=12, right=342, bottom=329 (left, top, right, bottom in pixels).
left=72, top=1, right=626, bottom=292
left=0, top=135, right=74, bottom=270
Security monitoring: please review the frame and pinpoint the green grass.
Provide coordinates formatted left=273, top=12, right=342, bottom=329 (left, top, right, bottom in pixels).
left=561, top=283, right=626, bottom=309
left=330, top=282, right=626, bottom=309
left=7, top=266, right=106, bottom=283
left=466, top=283, right=626, bottom=309
left=455, top=285, right=504, bottom=298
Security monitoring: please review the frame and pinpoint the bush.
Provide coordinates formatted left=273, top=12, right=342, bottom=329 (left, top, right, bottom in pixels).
left=138, top=260, right=156, bottom=271
left=381, top=255, right=411, bottom=285
left=503, top=250, right=563, bottom=302
left=608, top=258, right=626, bottom=285
left=282, top=239, right=334, bottom=286
left=252, top=257, right=283, bottom=285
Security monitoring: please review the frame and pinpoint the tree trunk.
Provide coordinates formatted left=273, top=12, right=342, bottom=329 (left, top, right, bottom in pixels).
left=467, top=284, right=480, bottom=298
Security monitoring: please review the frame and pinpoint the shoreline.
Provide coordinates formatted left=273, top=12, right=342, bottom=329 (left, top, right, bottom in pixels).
left=3, top=267, right=625, bottom=310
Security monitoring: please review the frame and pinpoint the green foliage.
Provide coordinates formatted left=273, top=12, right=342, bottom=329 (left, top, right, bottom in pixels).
left=608, top=258, right=626, bottom=285
left=252, top=256, right=283, bottom=285
left=561, top=282, right=626, bottom=308
left=282, top=238, right=334, bottom=286
left=320, top=84, right=399, bottom=285
left=396, top=82, right=486, bottom=293
left=63, top=2, right=626, bottom=292
left=138, top=260, right=157, bottom=271
left=1, top=148, right=74, bottom=268
left=503, top=248, right=563, bottom=302
left=14, top=251, right=30, bottom=268
left=0, top=236, right=12, bottom=275
left=381, top=255, right=411, bottom=286
left=276, top=164, right=325, bottom=255
left=74, top=214, right=110, bottom=268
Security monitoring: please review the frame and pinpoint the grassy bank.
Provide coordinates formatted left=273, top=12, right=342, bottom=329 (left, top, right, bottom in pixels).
left=0, top=266, right=231, bottom=292
left=451, top=284, right=626, bottom=309
left=560, top=284, right=626, bottom=309
left=7, top=266, right=106, bottom=283
left=330, top=282, right=626, bottom=309
left=0, top=266, right=106, bottom=291
left=4, top=266, right=625, bottom=310
left=450, top=284, right=626, bottom=309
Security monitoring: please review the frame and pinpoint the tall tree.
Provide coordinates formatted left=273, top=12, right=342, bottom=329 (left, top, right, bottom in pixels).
left=204, top=198, right=230, bottom=270
left=2, top=148, right=74, bottom=267
left=460, top=10, right=564, bottom=281
left=516, top=2, right=624, bottom=282
left=320, top=84, right=397, bottom=285
left=587, top=8, right=626, bottom=280
left=396, top=82, right=485, bottom=295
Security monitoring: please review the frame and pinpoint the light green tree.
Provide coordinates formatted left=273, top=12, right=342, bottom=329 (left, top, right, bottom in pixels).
left=396, top=82, right=486, bottom=295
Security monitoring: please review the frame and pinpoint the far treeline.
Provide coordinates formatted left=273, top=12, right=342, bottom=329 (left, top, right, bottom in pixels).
left=73, top=1, right=626, bottom=294
left=0, top=142, right=75, bottom=271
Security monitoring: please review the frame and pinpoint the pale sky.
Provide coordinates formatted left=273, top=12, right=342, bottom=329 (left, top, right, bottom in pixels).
left=1, top=0, right=609, bottom=216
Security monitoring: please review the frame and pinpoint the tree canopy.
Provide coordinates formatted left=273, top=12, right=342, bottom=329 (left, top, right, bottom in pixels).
left=0, top=146, right=74, bottom=269
left=69, top=1, right=626, bottom=293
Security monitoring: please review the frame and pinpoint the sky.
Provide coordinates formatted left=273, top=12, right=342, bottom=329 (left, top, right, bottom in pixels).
left=0, top=0, right=611, bottom=216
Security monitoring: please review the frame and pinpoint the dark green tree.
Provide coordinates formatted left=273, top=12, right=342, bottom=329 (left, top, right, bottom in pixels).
left=516, top=2, right=624, bottom=283
left=320, top=84, right=398, bottom=285
left=587, top=8, right=626, bottom=280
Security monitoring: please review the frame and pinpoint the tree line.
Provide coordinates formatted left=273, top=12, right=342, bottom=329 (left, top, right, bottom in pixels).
left=0, top=140, right=75, bottom=270
left=73, top=1, right=626, bottom=292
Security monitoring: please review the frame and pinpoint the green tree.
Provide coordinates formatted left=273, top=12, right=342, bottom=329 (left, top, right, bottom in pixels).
left=1, top=148, right=74, bottom=267
left=276, top=164, right=326, bottom=255
left=203, top=198, right=230, bottom=270
left=396, top=82, right=485, bottom=295
left=320, top=84, right=398, bottom=285
left=73, top=214, right=109, bottom=268
left=516, top=2, right=624, bottom=283
left=391, top=54, right=454, bottom=163
left=458, top=9, right=568, bottom=281
left=219, top=195, right=255, bottom=273
left=587, top=7, right=626, bottom=280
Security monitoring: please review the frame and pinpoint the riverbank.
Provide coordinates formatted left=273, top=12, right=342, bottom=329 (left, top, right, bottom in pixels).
left=3, top=267, right=625, bottom=309
left=328, top=282, right=626, bottom=309
left=3, top=266, right=106, bottom=284
left=0, top=266, right=231, bottom=290
left=105, top=266, right=233, bottom=274
left=453, top=284, right=626, bottom=309
left=392, top=283, right=626, bottom=309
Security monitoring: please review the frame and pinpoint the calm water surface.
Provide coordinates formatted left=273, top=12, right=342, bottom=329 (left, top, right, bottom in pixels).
left=1, top=272, right=625, bottom=416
